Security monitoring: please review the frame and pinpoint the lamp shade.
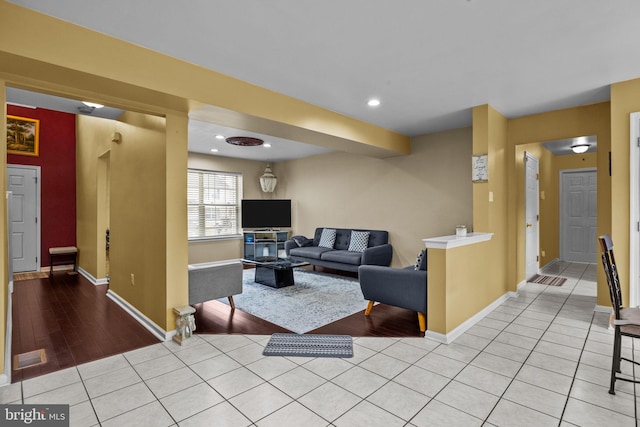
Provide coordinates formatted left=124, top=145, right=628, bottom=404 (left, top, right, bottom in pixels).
left=260, top=165, right=277, bottom=192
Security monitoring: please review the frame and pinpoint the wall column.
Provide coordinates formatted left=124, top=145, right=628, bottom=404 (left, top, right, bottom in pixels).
left=164, top=113, right=189, bottom=331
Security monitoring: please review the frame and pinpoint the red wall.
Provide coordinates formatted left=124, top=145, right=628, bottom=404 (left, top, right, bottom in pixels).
left=7, top=105, right=76, bottom=268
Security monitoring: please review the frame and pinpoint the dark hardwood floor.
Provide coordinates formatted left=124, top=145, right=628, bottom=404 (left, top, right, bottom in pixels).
left=12, top=266, right=422, bottom=381
left=11, top=272, right=159, bottom=382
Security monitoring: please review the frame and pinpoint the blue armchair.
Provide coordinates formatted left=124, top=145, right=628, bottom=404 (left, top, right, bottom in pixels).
left=358, top=250, right=427, bottom=332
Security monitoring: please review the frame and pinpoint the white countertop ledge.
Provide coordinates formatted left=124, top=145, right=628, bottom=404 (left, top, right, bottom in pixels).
left=422, top=232, right=494, bottom=249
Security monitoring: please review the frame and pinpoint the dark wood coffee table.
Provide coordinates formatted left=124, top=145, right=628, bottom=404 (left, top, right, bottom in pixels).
left=241, top=257, right=309, bottom=288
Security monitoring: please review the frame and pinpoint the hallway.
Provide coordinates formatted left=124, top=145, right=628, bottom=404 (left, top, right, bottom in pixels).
left=1, top=261, right=635, bottom=426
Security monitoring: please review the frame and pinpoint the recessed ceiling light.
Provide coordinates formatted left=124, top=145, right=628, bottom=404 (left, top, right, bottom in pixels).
left=264, top=143, right=272, bottom=148
left=367, top=99, right=381, bottom=107
left=210, top=148, right=219, bottom=153
left=215, top=134, right=225, bottom=140
left=82, top=101, right=104, bottom=109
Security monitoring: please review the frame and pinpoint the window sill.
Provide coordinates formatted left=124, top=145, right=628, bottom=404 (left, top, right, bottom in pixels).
left=188, top=234, right=243, bottom=243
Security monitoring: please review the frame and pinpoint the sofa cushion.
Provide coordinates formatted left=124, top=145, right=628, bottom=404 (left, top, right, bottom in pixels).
left=348, top=230, right=370, bottom=252
left=289, top=246, right=333, bottom=260
left=414, top=249, right=427, bottom=271
left=321, top=250, right=363, bottom=266
left=292, top=235, right=312, bottom=247
left=318, top=228, right=337, bottom=248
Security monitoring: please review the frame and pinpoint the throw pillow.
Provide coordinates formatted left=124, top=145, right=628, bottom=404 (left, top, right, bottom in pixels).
left=318, top=228, right=337, bottom=248
left=414, top=249, right=427, bottom=270
left=348, top=230, right=370, bottom=252
left=292, top=235, right=312, bottom=247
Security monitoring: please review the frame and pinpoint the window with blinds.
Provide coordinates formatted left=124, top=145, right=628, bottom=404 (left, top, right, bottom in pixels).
left=187, top=169, right=242, bottom=239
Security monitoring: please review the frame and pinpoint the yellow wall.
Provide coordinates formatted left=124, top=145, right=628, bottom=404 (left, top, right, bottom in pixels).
left=610, top=78, right=640, bottom=306
left=424, top=105, right=511, bottom=335
left=508, top=102, right=611, bottom=304
left=77, top=112, right=186, bottom=330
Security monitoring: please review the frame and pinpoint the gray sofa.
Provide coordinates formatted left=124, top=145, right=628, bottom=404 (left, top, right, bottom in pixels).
left=285, top=227, right=392, bottom=273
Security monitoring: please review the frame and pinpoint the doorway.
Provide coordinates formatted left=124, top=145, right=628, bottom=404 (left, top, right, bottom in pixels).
left=6, top=165, right=40, bottom=272
left=560, top=169, right=598, bottom=263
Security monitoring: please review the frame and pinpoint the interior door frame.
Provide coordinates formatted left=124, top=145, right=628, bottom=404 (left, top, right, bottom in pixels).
left=630, top=112, right=640, bottom=308
left=559, top=168, right=597, bottom=262
left=7, top=164, right=41, bottom=273
left=524, top=152, right=539, bottom=279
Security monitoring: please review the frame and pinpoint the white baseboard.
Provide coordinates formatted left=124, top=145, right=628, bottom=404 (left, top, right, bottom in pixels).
left=2, top=280, right=13, bottom=386
left=595, top=305, right=612, bottom=313
left=78, top=267, right=109, bottom=285
left=106, top=289, right=170, bottom=341
left=425, top=291, right=514, bottom=344
left=516, top=280, right=527, bottom=292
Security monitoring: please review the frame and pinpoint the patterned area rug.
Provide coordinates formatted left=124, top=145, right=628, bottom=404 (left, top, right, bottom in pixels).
left=219, top=269, right=368, bottom=333
left=528, top=274, right=567, bottom=287
left=263, top=333, right=353, bottom=358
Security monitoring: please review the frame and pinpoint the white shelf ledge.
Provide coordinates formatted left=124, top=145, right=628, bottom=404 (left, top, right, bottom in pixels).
left=422, top=232, right=493, bottom=250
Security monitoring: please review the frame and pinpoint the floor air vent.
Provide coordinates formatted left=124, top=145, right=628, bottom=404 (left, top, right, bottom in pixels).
left=14, top=349, right=47, bottom=370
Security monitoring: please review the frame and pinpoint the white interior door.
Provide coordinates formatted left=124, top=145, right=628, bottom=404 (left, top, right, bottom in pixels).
left=525, top=152, right=540, bottom=279
left=560, top=169, right=597, bottom=263
left=7, top=165, right=40, bottom=272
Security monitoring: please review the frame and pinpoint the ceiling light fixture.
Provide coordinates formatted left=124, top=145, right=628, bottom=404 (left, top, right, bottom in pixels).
left=263, top=143, right=272, bottom=148
left=260, top=164, right=277, bottom=193
left=571, top=144, right=589, bottom=154
left=82, top=101, right=104, bottom=109
left=367, top=99, right=381, bottom=107
left=215, top=134, right=225, bottom=140
left=210, top=148, right=219, bottom=153
left=225, top=136, right=264, bottom=146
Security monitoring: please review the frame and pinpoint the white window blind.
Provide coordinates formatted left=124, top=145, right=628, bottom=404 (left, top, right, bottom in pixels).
left=188, top=169, right=242, bottom=239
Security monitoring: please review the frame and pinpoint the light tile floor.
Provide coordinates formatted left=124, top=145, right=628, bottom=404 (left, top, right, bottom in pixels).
left=1, top=262, right=638, bottom=426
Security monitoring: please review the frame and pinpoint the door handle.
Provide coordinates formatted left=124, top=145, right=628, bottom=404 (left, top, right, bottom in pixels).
left=526, top=223, right=533, bottom=228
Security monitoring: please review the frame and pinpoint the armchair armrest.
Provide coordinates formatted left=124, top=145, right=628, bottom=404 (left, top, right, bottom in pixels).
left=361, top=243, right=393, bottom=266
left=358, top=265, right=427, bottom=313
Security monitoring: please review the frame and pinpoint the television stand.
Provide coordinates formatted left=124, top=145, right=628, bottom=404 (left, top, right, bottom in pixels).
left=243, top=231, right=289, bottom=260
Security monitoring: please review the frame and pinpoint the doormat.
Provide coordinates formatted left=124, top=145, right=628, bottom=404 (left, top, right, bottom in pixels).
left=13, top=272, right=49, bottom=281
left=13, top=349, right=47, bottom=370
left=528, top=274, right=567, bottom=287
left=263, top=333, right=353, bottom=358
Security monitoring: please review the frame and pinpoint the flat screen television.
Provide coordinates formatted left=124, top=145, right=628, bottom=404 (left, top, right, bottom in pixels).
left=241, top=199, right=291, bottom=229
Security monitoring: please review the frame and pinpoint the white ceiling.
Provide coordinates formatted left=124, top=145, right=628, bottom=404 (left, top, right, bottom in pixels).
left=7, top=0, right=635, bottom=159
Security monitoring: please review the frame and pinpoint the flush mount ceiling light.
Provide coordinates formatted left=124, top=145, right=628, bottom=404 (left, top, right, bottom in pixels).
left=367, top=99, right=381, bottom=107
left=78, top=101, right=105, bottom=115
left=215, top=134, right=225, bottom=140
left=571, top=144, right=589, bottom=154
left=225, top=136, right=264, bottom=146
left=82, top=101, right=104, bottom=109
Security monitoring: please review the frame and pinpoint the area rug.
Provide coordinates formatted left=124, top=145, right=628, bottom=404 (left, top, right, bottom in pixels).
left=13, top=272, right=49, bottom=281
left=218, top=269, right=368, bottom=333
left=528, top=274, right=566, bottom=287
left=263, top=333, right=353, bottom=358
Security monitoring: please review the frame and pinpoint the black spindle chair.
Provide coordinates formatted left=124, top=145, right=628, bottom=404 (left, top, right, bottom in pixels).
left=598, top=234, right=640, bottom=394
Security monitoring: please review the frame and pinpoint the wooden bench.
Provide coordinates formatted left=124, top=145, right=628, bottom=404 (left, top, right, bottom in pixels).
left=49, top=246, right=78, bottom=276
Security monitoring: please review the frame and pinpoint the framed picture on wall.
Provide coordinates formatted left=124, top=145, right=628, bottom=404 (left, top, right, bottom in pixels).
left=6, top=115, right=40, bottom=156
left=472, top=154, right=488, bottom=182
